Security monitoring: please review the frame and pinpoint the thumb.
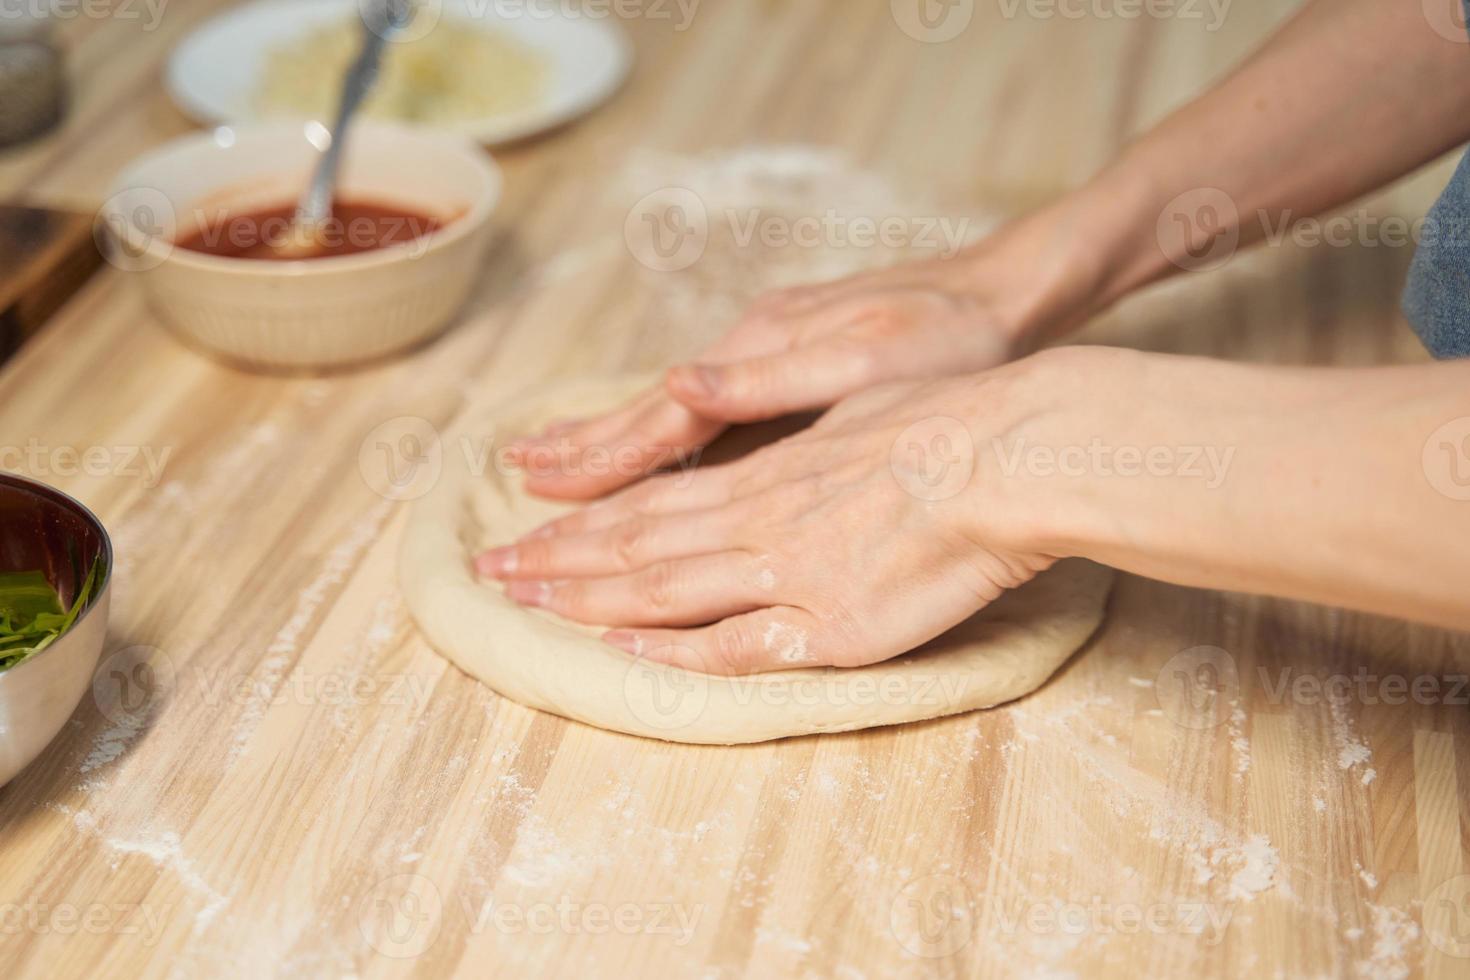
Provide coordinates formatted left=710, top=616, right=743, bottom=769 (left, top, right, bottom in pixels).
left=666, top=346, right=874, bottom=422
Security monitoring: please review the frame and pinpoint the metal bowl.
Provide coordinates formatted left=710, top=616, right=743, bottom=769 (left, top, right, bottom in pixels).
left=0, top=473, right=112, bottom=789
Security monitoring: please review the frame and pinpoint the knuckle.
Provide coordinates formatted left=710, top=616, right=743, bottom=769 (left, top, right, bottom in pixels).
left=517, top=539, right=554, bottom=574
left=548, top=580, right=584, bottom=615
left=611, top=517, right=650, bottom=569
left=636, top=562, right=679, bottom=612
left=711, top=619, right=759, bottom=673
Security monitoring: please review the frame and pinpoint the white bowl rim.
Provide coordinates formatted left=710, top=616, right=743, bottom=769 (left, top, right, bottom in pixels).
left=102, top=120, right=502, bottom=278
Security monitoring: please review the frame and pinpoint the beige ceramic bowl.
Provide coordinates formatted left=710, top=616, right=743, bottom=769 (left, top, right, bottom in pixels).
left=99, top=120, right=501, bottom=371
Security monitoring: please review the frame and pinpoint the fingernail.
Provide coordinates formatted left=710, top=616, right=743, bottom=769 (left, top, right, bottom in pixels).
left=603, top=630, right=643, bottom=655
left=477, top=546, right=518, bottom=577
left=506, top=580, right=551, bottom=606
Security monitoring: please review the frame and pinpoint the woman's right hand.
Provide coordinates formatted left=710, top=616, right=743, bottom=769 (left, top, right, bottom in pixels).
left=507, top=208, right=1108, bottom=500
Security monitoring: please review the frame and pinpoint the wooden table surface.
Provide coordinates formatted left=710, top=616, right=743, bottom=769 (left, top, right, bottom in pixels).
left=3, top=1, right=1470, bottom=977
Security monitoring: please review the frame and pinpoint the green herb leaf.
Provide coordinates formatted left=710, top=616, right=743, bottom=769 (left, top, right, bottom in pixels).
left=0, top=571, right=64, bottom=622
left=0, top=558, right=102, bottom=673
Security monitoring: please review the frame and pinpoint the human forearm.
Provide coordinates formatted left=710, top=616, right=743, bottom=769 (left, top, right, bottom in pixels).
left=988, top=0, right=1470, bottom=344
left=1003, top=350, right=1470, bottom=630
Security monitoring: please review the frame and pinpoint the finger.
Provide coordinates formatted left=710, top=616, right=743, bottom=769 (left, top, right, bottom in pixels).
left=521, top=397, right=726, bottom=501
left=521, top=465, right=734, bottom=540
left=477, top=505, right=748, bottom=579
left=503, top=552, right=770, bottom=628
left=505, top=394, right=650, bottom=462
left=665, top=343, right=875, bottom=423
left=602, top=606, right=830, bottom=675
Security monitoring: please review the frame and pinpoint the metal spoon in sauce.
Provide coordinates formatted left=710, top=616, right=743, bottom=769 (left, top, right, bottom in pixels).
left=276, top=0, right=415, bottom=259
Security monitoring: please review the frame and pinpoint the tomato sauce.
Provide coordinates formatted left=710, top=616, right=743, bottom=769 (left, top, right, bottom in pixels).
left=174, top=199, right=444, bottom=260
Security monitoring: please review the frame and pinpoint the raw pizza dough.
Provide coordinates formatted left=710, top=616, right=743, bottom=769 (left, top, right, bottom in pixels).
left=399, top=375, right=1114, bottom=745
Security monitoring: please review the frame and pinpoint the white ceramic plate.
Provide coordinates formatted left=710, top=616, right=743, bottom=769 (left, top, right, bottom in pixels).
left=166, top=0, right=632, bottom=144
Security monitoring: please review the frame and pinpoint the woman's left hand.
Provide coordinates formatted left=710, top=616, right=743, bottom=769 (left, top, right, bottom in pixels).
left=476, top=361, right=1075, bottom=674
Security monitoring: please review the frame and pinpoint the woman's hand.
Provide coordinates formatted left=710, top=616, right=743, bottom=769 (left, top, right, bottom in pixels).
left=506, top=213, right=1107, bottom=500
left=479, top=357, right=1083, bottom=674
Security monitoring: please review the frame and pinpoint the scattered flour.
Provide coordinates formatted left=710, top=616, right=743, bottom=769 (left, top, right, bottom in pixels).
left=763, top=622, right=811, bottom=664
left=1225, top=835, right=1279, bottom=902
left=1329, top=699, right=1373, bottom=776
left=1355, top=903, right=1420, bottom=980
left=229, top=501, right=394, bottom=760
left=70, top=808, right=229, bottom=930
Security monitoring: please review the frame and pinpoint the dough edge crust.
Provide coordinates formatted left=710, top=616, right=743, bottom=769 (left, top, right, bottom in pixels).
left=398, top=375, right=1115, bottom=745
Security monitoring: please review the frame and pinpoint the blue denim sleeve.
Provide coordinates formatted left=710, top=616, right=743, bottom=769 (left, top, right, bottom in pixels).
left=1403, top=148, right=1470, bottom=360
left=1400, top=1, right=1470, bottom=360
